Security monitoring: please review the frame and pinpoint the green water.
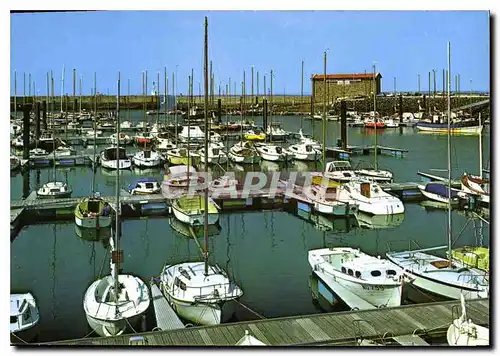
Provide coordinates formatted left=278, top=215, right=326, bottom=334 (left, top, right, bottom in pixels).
left=10, top=114, right=490, bottom=342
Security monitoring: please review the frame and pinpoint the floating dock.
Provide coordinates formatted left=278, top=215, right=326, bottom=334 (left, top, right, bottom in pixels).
left=150, top=279, right=185, bottom=331
left=38, top=298, right=489, bottom=346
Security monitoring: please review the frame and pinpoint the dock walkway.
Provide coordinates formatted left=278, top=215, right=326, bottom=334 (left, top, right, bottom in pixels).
left=150, top=280, right=185, bottom=331
left=41, top=298, right=488, bottom=346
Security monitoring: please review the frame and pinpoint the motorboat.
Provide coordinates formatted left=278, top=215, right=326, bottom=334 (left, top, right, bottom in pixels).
left=29, top=148, right=48, bottom=157
left=110, top=132, right=133, bottom=145
left=160, top=262, right=242, bottom=325
left=364, top=117, right=386, bottom=129
left=135, top=132, right=154, bottom=145
left=179, top=125, right=205, bottom=143
left=287, top=142, right=320, bottom=161
left=228, top=141, right=261, bottom=164
left=297, top=129, right=322, bottom=151
left=266, top=124, right=287, bottom=141
left=10, top=293, right=40, bottom=343
left=355, top=166, right=393, bottom=183
left=85, top=129, right=103, bottom=137
left=53, top=145, right=76, bottom=157
left=308, top=247, right=405, bottom=308
left=324, top=160, right=358, bottom=183
left=303, top=184, right=358, bottom=216
left=100, top=147, right=132, bottom=170
left=171, top=195, right=220, bottom=226
left=255, top=144, right=291, bottom=162
left=383, top=118, right=400, bottom=128
left=135, top=121, right=149, bottom=130
left=132, top=149, right=162, bottom=168
left=338, top=178, right=405, bottom=215
left=198, top=144, right=228, bottom=165
left=156, top=137, right=176, bottom=152
left=37, top=181, right=73, bottom=198
left=120, top=120, right=132, bottom=129
left=243, top=129, right=266, bottom=142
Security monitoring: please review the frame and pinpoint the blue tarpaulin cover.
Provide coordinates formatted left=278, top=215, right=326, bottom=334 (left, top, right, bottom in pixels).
left=425, top=182, right=459, bottom=198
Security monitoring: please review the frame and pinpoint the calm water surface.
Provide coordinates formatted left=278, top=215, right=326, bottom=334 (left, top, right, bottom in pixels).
left=10, top=114, right=490, bottom=342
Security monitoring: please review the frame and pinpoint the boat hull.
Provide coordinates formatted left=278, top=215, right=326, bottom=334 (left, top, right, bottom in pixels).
left=86, top=312, right=143, bottom=337
left=36, top=190, right=72, bottom=199
left=416, top=123, right=483, bottom=134
left=228, top=151, right=261, bottom=164
left=311, top=268, right=402, bottom=308
left=75, top=215, right=112, bottom=229
left=101, top=158, right=132, bottom=170
left=132, top=157, right=162, bottom=168
left=11, top=324, right=39, bottom=344
left=292, top=151, right=320, bottom=161
left=200, top=155, right=229, bottom=165
left=172, top=205, right=219, bottom=226
left=314, top=201, right=357, bottom=217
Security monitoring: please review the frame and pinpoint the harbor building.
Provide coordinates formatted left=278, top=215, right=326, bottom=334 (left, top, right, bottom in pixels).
left=312, top=73, right=382, bottom=102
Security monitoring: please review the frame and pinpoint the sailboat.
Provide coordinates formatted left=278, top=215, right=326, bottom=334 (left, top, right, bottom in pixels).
left=460, top=114, right=490, bottom=208
left=10, top=293, right=40, bottom=343
left=160, top=17, right=243, bottom=326
left=74, top=80, right=112, bottom=229
left=83, top=73, right=151, bottom=337
left=385, top=42, right=489, bottom=302
left=37, top=85, right=73, bottom=198
left=356, top=65, right=393, bottom=182
left=446, top=294, right=489, bottom=346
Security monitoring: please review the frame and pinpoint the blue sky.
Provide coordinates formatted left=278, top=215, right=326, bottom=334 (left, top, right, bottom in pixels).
left=10, top=10, right=490, bottom=96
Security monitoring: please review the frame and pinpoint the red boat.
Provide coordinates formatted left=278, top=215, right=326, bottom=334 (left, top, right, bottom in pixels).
left=135, top=132, right=153, bottom=145
left=364, top=119, right=386, bottom=129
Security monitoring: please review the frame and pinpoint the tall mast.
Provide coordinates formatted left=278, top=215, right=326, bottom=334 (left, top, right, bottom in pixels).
left=446, top=42, right=452, bottom=265
left=14, top=70, right=17, bottom=117
left=203, top=16, right=209, bottom=276
left=300, top=60, right=304, bottom=129
left=478, top=113, right=483, bottom=178
left=60, top=65, right=65, bottom=113
left=114, top=72, right=121, bottom=304
left=322, top=52, right=327, bottom=168
left=173, top=71, right=177, bottom=148
left=49, top=72, right=56, bottom=182
left=373, top=64, right=378, bottom=171
left=91, top=73, right=97, bottom=195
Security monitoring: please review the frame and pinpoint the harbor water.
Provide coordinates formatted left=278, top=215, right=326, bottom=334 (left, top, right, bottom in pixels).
left=10, top=113, right=490, bottom=342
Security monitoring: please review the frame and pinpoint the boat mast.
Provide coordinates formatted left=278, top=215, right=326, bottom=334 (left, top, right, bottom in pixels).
left=447, top=42, right=452, bottom=265
left=187, top=73, right=191, bottom=179
left=373, top=63, right=378, bottom=171
left=92, top=73, right=97, bottom=195
left=60, top=65, right=65, bottom=114
left=300, top=60, right=304, bottom=130
left=203, top=16, right=209, bottom=277
left=322, top=51, right=326, bottom=168
left=173, top=71, right=177, bottom=148
left=114, top=72, right=121, bottom=306
left=48, top=72, right=56, bottom=183
left=478, top=113, right=483, bottom=178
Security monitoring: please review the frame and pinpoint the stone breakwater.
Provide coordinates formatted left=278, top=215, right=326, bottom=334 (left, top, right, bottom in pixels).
left=10, top=94, right=489, bottom=117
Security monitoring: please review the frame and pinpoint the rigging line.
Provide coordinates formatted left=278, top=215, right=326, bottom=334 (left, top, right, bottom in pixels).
left=451, top=215, right=472, bottom=247
left=10, top=332, right=29, bottom=344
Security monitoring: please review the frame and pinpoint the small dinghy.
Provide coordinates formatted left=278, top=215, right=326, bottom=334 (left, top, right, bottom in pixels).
left=128, top=178, right=161, bottom=195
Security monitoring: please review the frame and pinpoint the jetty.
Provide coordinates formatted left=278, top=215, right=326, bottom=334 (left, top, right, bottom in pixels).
left=36, top=298, right=489, bottom=346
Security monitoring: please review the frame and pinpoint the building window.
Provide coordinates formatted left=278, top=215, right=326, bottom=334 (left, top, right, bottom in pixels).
left=344, top=80, right=350, bottom=85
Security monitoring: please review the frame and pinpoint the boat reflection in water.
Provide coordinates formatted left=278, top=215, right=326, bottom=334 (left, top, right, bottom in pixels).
left=75, top=225, right=112, bottom=248
left=294, top=201, right=358, bottom=233
left=169, top=216, right=222, bottom=239
left=354, top=211, right=405, bottom=229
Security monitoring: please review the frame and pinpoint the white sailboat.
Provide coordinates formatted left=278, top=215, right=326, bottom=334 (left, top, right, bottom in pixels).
left=228, top=141, right=261, bottom=164
left=10, top=293, right=40, bottom=343
left=447, top=294, right=489, bottom=346
left=83, top=73, right=151, bottom=337
left=308, top=247, right=405, bottom=308
left=198, top=144, right=228, bottom=165
left=386, top=42, right=489, bottom=302
left=160, top=18, right=243, bottom=326
left=100, top=146, right=132, bottom=170
left=324, top=160, right=358, bottom=183
left=303, top=184, right=358, bottom=216
left=132, top=149, right=162, bottom=168
left=37, top=110, right=73, bottom=199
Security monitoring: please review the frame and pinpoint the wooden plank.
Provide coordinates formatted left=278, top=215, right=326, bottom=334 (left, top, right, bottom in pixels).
left=247, top=323, right=272, bottom=345
left=220, top=325, right=241, bottom=345
left=209, top=324, right=232, bottom=345
left=258, top=321, right=289, bottom=345
left=295, top=318, right=330, bottom=342
left=270, top=320, right=300, bottom=345
left=288, top=319, right=318, bottom=344
left=198, top=329, right=214, bottom=346
left=393, top=334, right=430, bottom=346
left=252, top=322, right=279, bottom=345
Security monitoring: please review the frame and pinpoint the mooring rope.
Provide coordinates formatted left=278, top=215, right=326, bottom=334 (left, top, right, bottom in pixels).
left=10, top=332, right=29, bottom=344
left=233, top=299, right=266, bottom=319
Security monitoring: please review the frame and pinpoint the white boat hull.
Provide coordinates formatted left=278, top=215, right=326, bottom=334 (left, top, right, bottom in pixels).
left=86, top=312, right=143, bottom=337
left=447, top=320, right=489, bottom=346
left=228, top=151, right=260, bottom=164
left=200, top=155, right=228, bottom=165
left=132, top=157, right=162, bottom=168
left=101, top=158, right=132, bottom=170
left=416, top=125, right=483, bottom=135
left=292, top=151, right=320, bottom=161
left=343, top=198, right=404, bottom=216
left=312, top=268, right=402, bottom=308
left=164, top=296, right=236, bottom=325
left=314, top=201, right=357, bottom=216
left=75, top=215, right=112, bottom=229
left=172, top=205, right=219, bottom=226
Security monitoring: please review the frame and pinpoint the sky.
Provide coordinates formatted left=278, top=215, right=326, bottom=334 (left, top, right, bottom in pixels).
left=10, top=10, right=490, bottom=96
